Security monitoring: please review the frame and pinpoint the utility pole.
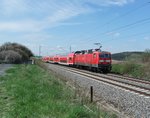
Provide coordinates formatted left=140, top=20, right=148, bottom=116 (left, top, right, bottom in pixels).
left=70, top=46, right=72, bottom=53
left=39, top=45, right=41, bottom=57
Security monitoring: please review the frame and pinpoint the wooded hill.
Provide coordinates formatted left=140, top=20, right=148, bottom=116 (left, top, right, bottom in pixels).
left=112, top=52, right=144, bottom=60
left=112, top=50, right=150, bottom=63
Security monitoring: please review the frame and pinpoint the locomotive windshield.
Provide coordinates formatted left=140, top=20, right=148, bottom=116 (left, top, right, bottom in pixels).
left=100, top=53, right=111, bottom=58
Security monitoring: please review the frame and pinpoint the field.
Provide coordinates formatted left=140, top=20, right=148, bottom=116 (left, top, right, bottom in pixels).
left=0, top=64, right=117, bottom=118
left=111, top=51, right=150, bottom=81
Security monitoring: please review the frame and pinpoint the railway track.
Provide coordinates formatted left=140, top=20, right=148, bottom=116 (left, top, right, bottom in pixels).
left=48, top=63, right=150, bottom=96
left=108, top=73, right=150, bottom=85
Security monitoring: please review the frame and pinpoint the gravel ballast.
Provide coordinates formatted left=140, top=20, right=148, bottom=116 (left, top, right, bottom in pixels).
left=46, top=63, right=150, bottom=118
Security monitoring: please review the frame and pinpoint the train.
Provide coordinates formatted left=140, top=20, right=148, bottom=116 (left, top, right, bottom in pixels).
left=42, top=48, right=112, bottom=73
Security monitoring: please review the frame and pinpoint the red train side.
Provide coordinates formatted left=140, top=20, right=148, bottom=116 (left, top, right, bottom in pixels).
left=53, top=55, right=60, bottom=63
left=42, top=49, right=112, bottom=73
left=59, top=56, right=67, bottom=65
left=49, top=57, right=54, bottom=63
left=42, top=56, right=49, bottom=63
left=67, top=53, right=75, bottom=65
left=57, top=53, right=74, bottom=66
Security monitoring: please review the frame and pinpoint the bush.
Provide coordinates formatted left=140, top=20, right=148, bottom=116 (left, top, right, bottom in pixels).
left=0, top=50, right=22, bottom=64
left=111, top=49, right=150, bottom=81
left=142, top=49, right=150, bottom=63
left=123, top=62, right=136, bottom=74
left=0, top=42, right=33, bottom=63
left=112, top=62, right=144, bottom=78
left=142, top=62, right=150, bottom=80
left=111, top=64, right=124, bottom=74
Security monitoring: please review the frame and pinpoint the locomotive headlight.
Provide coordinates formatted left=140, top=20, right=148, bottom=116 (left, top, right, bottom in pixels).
left=106, top=60, right=110, bottom=62
left=99, top=60, right=104, bottom=62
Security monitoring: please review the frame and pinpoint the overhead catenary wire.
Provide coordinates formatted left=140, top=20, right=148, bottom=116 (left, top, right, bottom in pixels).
left=45, top=1, right=150, bottom=54
left=70, top=17, right=150, bottom=46
left=66, top=1, right=150, bottom=45
left=96, top=17, right=150, bottom=38
left=104, top=1, right=150, bottom=25
left=102, top=31, right=150, bottom=43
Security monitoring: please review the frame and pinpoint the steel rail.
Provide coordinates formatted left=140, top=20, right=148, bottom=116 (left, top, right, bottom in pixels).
left=54, top=64, right=150, bottom=91
left=108, top=73, right=150, bottom=84
left=48, top=64, right=150, bottom=96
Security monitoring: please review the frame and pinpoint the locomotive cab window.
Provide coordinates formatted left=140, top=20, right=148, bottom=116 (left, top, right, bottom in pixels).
left=69, top=57, right=72, bottom=60
left=93, top=53, right=96, bottom=58
left=100, top=54, right=111, bottom=58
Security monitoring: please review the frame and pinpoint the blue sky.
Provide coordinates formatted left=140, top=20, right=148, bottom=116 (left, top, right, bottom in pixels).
left=0, top=0, right=150, bottom=55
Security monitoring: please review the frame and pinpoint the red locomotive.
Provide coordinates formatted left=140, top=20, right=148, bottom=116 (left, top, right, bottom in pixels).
left=74, top=49, right=111, bottom=73
left=42, top=49, right=112, bottom=73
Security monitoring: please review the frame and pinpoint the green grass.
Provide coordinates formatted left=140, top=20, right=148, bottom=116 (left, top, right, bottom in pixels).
left=112, top=50, right=150, bottom=81
left=0, top=64, right=117, bottom=118
left=111, top=62, right=150, bottom=81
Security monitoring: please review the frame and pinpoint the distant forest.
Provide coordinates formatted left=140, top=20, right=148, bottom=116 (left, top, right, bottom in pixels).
left=0, top=42, right=33, bottom=64
left=112, top=52, right=143, bottom=60
left=112, top=50, right=150, bottom=62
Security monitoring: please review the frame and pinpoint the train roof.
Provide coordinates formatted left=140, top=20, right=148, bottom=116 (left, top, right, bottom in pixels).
left=68, top=53, right=75, bottom=56
left=101, top=51, right=111, bottom=54
left=74, top=49, right=111, bottom=54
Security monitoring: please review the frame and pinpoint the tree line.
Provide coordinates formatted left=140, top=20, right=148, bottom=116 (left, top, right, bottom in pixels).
left=112, top=49, right=150, bottom=63
left=0, top=42, right=33, bottom=64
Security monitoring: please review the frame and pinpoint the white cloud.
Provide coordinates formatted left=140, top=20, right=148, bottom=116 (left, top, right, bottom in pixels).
left=144, top=36, right=150, bottom=41
left=0, top=20, right=39, bottom=32
left=0, top=0, right=135, bottom=33
left=106, top=32, right=120, bottom=37
left=102, top=0, right=134, bottom=6
left=0, top=0, right=135, bottom=55
left=23, top=33, right=53, bottom=42
left=128, top=38, right=137, bottom=42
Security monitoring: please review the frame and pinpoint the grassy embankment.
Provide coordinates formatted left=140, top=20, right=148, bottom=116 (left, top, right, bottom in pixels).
left=111, top=51, right=150, bottom=81
left=0, top=64, right=117, bottom=118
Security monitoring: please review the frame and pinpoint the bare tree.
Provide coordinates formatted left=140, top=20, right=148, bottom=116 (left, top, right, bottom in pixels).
left=0, top=42, right=33, bottom=64
left=0, top=50, right=21, bottom=63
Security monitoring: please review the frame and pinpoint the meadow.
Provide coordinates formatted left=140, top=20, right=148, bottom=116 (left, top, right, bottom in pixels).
left=0, top=64, right=117, bottom=118
left=111, top=51, right=150, bottom=81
